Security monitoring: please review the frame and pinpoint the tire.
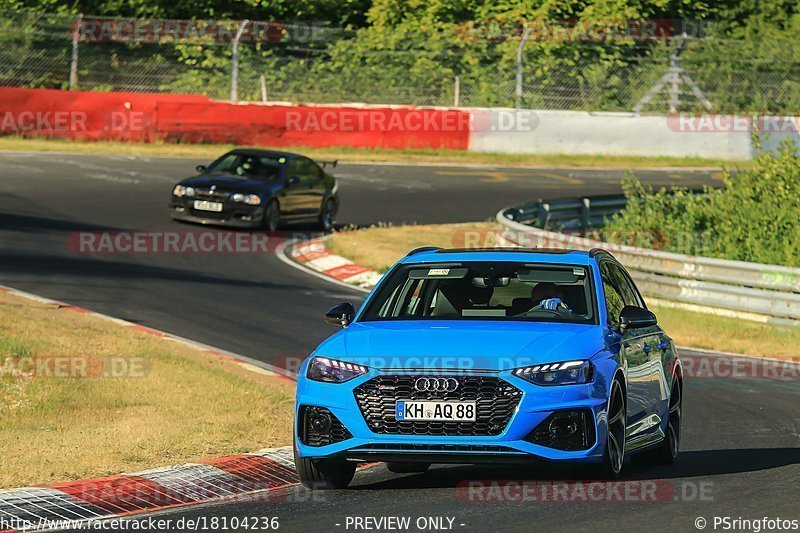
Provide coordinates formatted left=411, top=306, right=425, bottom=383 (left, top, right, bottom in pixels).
left=261, top=199, right=280, bottom=232
left=293, top=443, right=355, bottom=489
left=386, top=462, right=431, bottom=474
left=636, top=375, right=682, bottom=466
left=317, top=198, right=336, bottom=232
left=594, top=377, right=626, bottom=479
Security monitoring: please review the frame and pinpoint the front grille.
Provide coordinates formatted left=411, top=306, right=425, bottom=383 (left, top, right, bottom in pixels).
left=194, top=189, right=230, bottom=201
left=353, top=375, right=522, bottom=436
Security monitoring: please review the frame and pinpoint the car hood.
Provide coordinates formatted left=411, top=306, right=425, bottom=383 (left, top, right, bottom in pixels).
left=314, top=320, right=607, bottom=371
left=178, top=174, right=272, bottom=194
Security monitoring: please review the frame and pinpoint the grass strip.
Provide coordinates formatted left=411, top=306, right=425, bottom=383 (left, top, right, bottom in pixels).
left=0, top=291, right=294, bottom=489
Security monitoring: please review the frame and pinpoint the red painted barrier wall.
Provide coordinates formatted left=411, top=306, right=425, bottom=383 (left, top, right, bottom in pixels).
left=0, top=87, right=471, bottom=150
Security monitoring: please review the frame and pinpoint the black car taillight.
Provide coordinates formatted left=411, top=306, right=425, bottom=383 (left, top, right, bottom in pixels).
left=298, top=406, right=352, bottom=447
left=525, top=410, right=596, bottom=451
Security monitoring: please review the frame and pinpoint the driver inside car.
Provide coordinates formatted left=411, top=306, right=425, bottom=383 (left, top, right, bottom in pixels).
left=529, top=282, right=573, bottom=313
left=235, top=157, right=259, bottom=176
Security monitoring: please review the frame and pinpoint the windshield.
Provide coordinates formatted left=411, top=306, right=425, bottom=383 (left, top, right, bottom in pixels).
left=206, top=153, right=285, bottom=180
left=361, top=262, right=596, bottom=324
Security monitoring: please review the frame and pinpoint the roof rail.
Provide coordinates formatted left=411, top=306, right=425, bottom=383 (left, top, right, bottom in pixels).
left=406, top=246, right=443, bottom=256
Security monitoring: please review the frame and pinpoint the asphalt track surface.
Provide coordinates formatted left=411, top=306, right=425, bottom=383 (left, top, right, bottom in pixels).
left=0, top=152, right=796, bottom=532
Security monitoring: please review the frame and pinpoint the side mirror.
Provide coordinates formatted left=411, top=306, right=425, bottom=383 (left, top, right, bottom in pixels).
left=325, top=302, right=355, bottom=327
left=196, top=165, right=207, bottom=173
left=287, top=175, right=300, bottom=186
left=619, top=305, right=657, bottom=332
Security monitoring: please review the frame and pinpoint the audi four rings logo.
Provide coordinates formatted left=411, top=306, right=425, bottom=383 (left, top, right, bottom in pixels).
left=414, top=377, right=459, bottom=392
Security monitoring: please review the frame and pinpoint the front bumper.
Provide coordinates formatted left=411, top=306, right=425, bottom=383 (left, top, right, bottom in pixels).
left=294, top=368, right=610, bottom=465
left=170, top=200, right=264, bottom=228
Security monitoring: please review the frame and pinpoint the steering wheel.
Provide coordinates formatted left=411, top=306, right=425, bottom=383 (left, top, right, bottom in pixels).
left=517, top=299, right=582, bottom=319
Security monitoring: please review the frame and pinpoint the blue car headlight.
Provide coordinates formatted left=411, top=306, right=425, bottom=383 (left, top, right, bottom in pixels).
left=307, top=356, right=368, bottom=383
left=512, top=360, right=594, bottom=386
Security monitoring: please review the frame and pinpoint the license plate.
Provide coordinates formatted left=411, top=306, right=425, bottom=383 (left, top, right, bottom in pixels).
left=395, top=400, right=476, bottom=422
left=193, top=200, right=223, bottom=212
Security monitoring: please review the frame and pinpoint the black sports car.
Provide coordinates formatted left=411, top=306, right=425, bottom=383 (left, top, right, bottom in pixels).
left=170, top=149, right=339, bottom=231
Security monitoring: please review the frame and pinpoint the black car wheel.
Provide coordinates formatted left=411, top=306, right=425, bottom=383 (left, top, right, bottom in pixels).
left=386, top=462, right=431, bottom=474
left=293, top=442, right=356, bottom=489
left=262, top=199, right=280, bottom=232
left=636, top=374, right=682, bottom=465
left=317, top=198, right=336, bottom=232
left=596, top=378, right=626, bottom=479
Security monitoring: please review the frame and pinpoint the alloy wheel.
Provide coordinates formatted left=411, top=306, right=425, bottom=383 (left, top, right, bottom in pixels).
left=607, top=379, right=626, bottom=475
left=667, top=378, right=682, bottom=458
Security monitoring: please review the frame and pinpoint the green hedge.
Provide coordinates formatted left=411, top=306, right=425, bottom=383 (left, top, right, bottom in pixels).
left=605, top=141, right=800, bottom=267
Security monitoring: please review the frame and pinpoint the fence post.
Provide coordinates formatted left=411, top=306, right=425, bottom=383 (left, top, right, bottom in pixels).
left=515, top=27, right=533, bottom=109
left=538, top=201, right=550, bottom=228
left=69, top=13, right=82, bottom=90
left=260, top=74, right=268, bottom=102
left=230, top=20, right=249, bottom=102
left=581, top=198, right=591, bottom=231
left=453, top=75, right=460, bottom=107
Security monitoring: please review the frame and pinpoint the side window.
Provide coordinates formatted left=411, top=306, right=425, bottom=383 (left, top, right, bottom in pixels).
left=609, top=264, right=642, bottom=308
left=298, top=158, right=323, bottom=183
left=377, top=285, right=399, bottom=317
left=307, top=159, right=324, bottom=181
left=392, top=279, right=424, bottom=317
left=600, top=263, right=625, bottom=326
left=286, top=158, right=303, bottom=179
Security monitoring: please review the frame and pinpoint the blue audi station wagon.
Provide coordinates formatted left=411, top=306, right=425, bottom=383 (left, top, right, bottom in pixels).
left=294, top=247, right=682, bottom=488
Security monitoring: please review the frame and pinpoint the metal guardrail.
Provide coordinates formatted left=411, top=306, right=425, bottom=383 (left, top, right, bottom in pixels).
left=503, top=195, right=629, bottom=231
left=497, top=196, right=800, bottom=327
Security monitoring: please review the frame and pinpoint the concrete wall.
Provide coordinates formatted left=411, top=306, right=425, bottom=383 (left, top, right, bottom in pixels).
left=468, top=109, right=764, bottom=160
left=2, top=87, right=797, bottom=160
left=0, top=87, right=471, bottom=150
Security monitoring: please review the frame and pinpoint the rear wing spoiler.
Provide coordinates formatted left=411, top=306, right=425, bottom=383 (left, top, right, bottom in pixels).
left=318, top=159, right=338, bottom=169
